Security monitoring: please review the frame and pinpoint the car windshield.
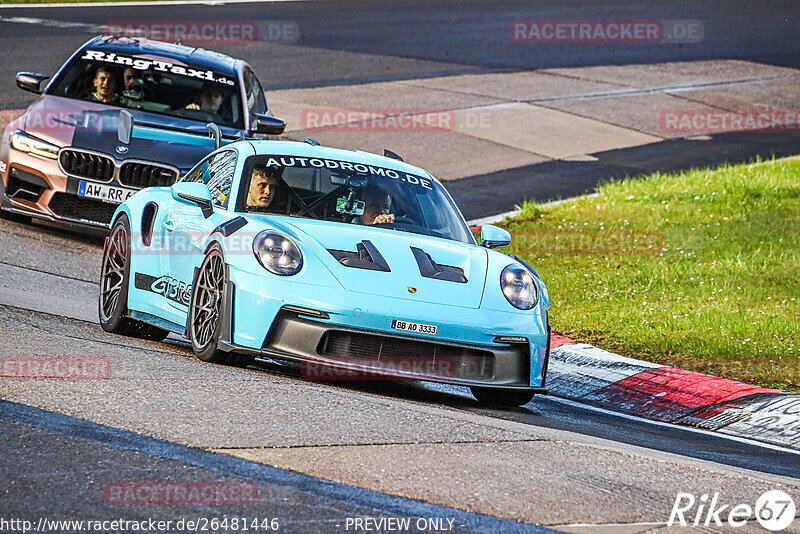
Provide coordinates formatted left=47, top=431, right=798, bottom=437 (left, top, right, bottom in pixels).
left=48, top=49, right=243, bottom=129
left=237, top=155, right=474, bottom=244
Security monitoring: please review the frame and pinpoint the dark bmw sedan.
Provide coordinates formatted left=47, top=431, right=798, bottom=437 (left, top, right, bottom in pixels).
left=0, top=35, right=284, bottom=230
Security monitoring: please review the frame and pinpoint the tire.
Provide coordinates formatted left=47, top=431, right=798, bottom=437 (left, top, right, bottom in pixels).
left=188, top=246, right=254, bottom=368
left=98, top=214, right=169, bottom=341
left=470, top=386, right=536, bottom=407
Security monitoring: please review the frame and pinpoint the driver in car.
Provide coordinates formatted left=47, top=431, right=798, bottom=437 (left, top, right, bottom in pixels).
left=186, top=83, right=226, bottom=116
left=246, top=168, right=280, bottom=210
left=358, top=185, right=394, bottom=225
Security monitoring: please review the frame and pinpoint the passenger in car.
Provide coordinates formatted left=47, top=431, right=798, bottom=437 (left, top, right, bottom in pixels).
left=90, top=67, right=119, bottom=104
left=122, top=67, right=143, bottom=91
left=357, top=185, right=394, bottom=225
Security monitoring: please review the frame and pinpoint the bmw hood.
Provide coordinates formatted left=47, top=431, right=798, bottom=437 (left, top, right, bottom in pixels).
left=22, top=95, right=240, bottom=172
left=265, top=217, right=489, bottom=309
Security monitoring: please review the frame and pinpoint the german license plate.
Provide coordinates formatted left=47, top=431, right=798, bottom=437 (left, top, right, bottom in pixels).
left=78, top=181, right=136, bottom=204
left=391, top=319, right=437, bottom=335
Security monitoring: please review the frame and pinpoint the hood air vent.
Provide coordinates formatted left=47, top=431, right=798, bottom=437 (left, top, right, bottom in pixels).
left=411, top=247, right=467, bottom=283
left=328, top=240, right=391, bottom=272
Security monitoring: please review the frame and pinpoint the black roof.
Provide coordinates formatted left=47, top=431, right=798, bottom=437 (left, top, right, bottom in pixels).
left=80, top=36, right=241, bottom=77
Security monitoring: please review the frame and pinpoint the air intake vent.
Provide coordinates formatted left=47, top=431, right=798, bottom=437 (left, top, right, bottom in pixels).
left=59, top=149, right=114, bottom=182
left=7, top=167, right=49, bottom=202
left=49, top=193, right=116, bottom=225
left=410, top=247, right=467, bottom=283
left=318, top=330, right=495, bottom=381
left=328, top=240, right=390, bottom=271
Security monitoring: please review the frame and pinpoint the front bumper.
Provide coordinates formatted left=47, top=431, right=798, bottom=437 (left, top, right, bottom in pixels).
left=0, top=150, right=118, bottom=230
left=225, top=267, right=550, bottom=389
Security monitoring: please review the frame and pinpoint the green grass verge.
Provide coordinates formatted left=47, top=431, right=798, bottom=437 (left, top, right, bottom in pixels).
left=501, top=157, right=800, bottom=392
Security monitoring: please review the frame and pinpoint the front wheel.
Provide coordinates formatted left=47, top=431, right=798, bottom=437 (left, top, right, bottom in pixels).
left=470, top=386, right=536, bottom=407
left=188, top=247, right=254, bottom=368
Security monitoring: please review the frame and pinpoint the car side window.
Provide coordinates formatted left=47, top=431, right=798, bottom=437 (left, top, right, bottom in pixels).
left=182, top=162, right=204, bottom=184
left=182, top=150, right=237, bottom=209
left=243, top=67, right=268, bottom=125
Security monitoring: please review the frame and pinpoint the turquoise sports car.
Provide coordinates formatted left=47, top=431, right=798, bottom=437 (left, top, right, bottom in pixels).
left=99, top=139, right=551, bottom=406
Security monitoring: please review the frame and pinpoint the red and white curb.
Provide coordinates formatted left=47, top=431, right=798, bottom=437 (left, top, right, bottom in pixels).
left=547, top=334, right=800, bottom=450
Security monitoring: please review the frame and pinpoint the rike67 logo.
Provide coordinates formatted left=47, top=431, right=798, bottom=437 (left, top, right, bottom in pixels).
left=669, top=490, right=796, bottom=531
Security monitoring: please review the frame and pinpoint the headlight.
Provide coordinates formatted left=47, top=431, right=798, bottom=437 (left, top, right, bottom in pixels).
left=500, top=264, right=538, bottom=310
left=10, top=131, right=59, bottom=159
left=253, top=231, right=303, bottom=276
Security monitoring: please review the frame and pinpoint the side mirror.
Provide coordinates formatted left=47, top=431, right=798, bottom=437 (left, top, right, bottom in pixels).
left=480, top=225, right=511, bottom=249
left=171, top=182, right=214, bottom=219
left=16, top=72, right=50, bottom=94
left=250, top=113, right=286, bottom=135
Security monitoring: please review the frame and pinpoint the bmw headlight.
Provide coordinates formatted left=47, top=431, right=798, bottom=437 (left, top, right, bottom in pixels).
left=10, top=131, right=59, bottom=159
left=500, top=264, right=538, bottom=310
left=253, top=231, right=303, bottom=276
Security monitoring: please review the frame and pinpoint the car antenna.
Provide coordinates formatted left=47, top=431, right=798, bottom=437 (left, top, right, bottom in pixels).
left=383, top=149, right=403, bottom=162
left=304, top=137, right=320, bottom=146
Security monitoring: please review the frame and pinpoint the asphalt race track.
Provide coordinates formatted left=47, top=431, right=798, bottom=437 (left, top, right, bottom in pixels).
left=1, top=2, right=799, bottom=532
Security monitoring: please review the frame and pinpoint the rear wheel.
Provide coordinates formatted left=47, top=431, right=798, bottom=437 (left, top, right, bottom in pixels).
left=188, top=247, right=254, bottom=368
left=98, top=214, right=169, bottom=341
left=470, top=386, right=536, bottom=407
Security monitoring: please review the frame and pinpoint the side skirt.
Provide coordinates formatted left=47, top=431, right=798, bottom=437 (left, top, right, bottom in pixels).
left=129, top=310, right=185, bottom=335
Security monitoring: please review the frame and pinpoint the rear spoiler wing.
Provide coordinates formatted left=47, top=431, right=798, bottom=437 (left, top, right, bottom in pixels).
left=117, top=110, right=239, bottom=150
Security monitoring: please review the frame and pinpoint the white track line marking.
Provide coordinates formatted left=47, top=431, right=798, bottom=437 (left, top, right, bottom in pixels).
left=548, top=395, right=800, bottom=456
left=0, top=0, right=312, bottom=8
left=0, top=16, right=101, bottom=30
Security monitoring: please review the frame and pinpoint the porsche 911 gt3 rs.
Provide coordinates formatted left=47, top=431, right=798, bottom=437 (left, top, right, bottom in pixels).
left=99, top=139, right=551, bottom=406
